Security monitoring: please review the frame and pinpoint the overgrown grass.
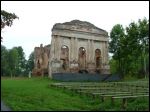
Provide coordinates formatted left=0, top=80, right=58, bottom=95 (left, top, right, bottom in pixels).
left=1, top=77, right=149, bottom=111
left=122, top=74, right=149, bottom=82
left=1, top=77, right=99, bottom=111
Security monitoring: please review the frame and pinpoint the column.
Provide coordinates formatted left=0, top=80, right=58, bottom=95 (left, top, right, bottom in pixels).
left=87, top=39, right=91, bottom=62
left=49, top=35, right=55, bottom=77
left=89, top=40, right=92, bottom=62
left=91, top=40, right=94, bottom=62
left=102, top=42, right=105, bottom=65
left=75, top=38, right=78, bottom=61
left=50, top=35, right=55, bottom=60
left=55, top=36, right=59, bottom=59
left=70, top=37, right=74, bottom=61
left=57, top=36, right=62, bottom=60
left=54, top=36, right=56, bottom=59
left=73, top=37, right=75, bottom=60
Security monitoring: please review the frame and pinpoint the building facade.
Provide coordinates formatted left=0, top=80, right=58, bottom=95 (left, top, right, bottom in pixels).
left=48, top=20, right=110, bottom=77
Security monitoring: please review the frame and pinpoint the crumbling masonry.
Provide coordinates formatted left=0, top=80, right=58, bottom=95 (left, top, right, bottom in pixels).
left=48, top=20, right=110, bottom=78
left=32, top=44, right=50, bottom=76
left=32, top=20, right=110, bottom=77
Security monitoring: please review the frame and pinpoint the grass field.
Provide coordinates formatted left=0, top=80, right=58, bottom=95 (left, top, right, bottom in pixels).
left=1, top=77, right=149, bottom=111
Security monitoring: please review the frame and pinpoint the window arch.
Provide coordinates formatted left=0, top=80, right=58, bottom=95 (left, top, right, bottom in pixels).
left=78, top=47, right=86, bottom=70
left=60, top=45, right=69, bottom=70
left=37, top=60, right=40, bottom=69
left=95, top=49, right=101, bottom=69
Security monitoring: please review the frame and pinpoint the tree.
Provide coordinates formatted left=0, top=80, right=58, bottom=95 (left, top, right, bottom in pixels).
left=8, top=47, right=19, bottom=77
left=125, top=21, right=140, bottom=76
left=26, top=52, right=34, bottom=73
left=1, top=45, right=28, bottom=77
left=1, top=10, right=19, bottom=40
left=14, top=46, right=27, bottom=75
left=1, top=45, right=9, bottom=76
left=109, top=18, right=149, bottom=78
left=125, top=18, right=149, bottom=77
left=138, top=18, right=149, bottom=76
left=109, top=24, right=125, bottom=77
left=109, top=58, right=118, bottom=74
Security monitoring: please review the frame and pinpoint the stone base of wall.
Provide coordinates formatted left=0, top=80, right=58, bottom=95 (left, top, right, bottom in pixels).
left=51, top=73, right=120, bottom=82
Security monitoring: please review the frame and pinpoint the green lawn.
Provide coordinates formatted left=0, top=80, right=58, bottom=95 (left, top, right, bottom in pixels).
left=1, top=77, right=149, bottom=111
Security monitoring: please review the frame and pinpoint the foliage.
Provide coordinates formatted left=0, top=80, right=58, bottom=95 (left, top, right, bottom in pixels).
left=1, top=45, right=29, bottom=77
left=1, top=10, right=18, bottom=30
left=26, top=51, right=34, bottom=72
left=1, top=44, right=35, bottom=77
left=1, top=45, right=9, bottom=76
left=109, top=59, right=118, bottom=74
left=1, top=10, right=19, bottom=40
left=8, top=48, right=19, bottom=77
left=13, top=46, right=27, bottom=75
left=109, top=24, right=125, bottom=77
left=109, top=18, right=149, bottom=78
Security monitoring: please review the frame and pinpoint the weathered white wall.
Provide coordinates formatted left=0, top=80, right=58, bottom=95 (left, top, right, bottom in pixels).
left=48, top=21, right=110, bottom=77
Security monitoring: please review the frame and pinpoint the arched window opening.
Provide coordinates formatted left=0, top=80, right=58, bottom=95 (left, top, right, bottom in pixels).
left=78, top=47, right=86, bottom=72
left=37, top=60, right=40, bottom=69
left=60, top=45, right=69, bottom=70
left=95, top=49, right=101, bottom=73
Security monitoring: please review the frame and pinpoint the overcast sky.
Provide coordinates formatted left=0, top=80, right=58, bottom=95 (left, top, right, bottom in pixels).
left=1, top=1, right=149, bottom=60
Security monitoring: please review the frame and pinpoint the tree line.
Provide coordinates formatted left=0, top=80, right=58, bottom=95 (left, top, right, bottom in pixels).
left=109, top=18, right=149, bottom=78
left=1, top=45, right=34, bottom=77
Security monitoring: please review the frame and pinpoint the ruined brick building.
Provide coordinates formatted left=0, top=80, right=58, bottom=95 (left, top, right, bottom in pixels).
left=32, top=20, right=110, bottom=78
left=32, top=44, right=50, bottom=76
left=48, top=20, right=110, bottom=78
